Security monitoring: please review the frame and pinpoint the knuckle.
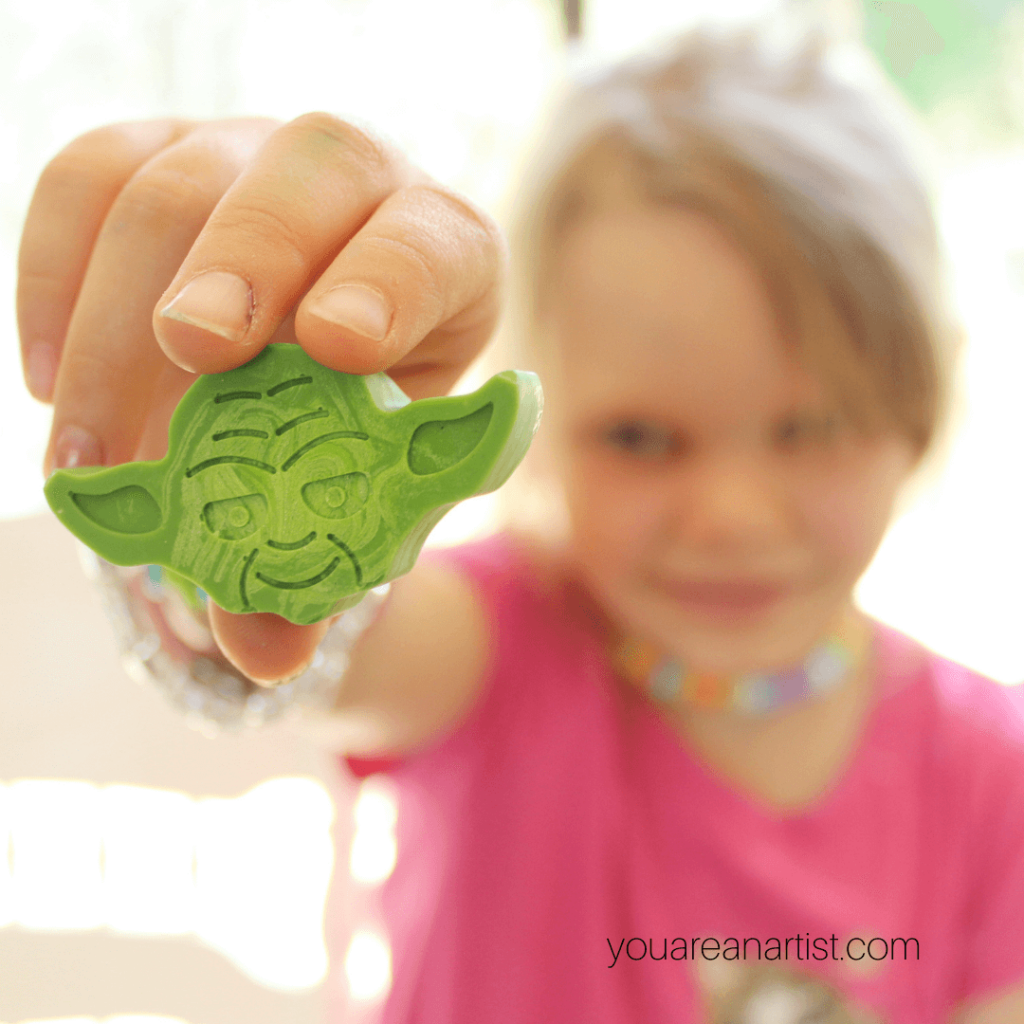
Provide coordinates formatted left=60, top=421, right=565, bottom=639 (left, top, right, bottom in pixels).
left=110, top=165, right=216, bottom=232
left=211, top=198, right=311, bottom=268
left=414, top=184, right=505, bottom=262
left=52, top=123, right=129, bottom=161
left=16, top=267, right=62, bottom=304
left=282, top=111, right=392, bottom=182
left=41, top=121, right=173, bottom=187
left=366, top=233, right=446, bottom=307
left=62, top=340, right=123, bottom=395
left=38, top=130, right=124, bottom=196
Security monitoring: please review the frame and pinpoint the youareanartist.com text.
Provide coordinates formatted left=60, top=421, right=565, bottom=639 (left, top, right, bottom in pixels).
left=607, top=935, right=921, bottom=968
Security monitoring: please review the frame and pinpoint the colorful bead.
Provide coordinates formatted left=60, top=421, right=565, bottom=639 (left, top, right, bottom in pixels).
left=612, top=611, right=867, bottom=716
left=734, top=674, right=777, bottom=714
left=804, top=641, right=848, bottom=692
left=687, top=671, right=730, bottom=709
left=650, top=658, right=683, bottom=701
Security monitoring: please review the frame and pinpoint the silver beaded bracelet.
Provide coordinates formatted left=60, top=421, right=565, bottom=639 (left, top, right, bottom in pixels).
left=76, top=540, right=391, bottom=736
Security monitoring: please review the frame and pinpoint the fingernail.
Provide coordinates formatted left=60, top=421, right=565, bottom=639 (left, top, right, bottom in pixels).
left=50, top=425, right=104, bottom=475
left=27, top=343, right=58, bottom=401
left=306, top=284, right=392, bottom=342
left=255, top=664, right=309, bottom=689
left=160, top=271, right=253, bottom=342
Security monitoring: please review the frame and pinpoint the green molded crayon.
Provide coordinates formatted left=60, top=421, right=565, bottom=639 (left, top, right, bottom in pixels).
left=45, top=343, right=543, bottom=625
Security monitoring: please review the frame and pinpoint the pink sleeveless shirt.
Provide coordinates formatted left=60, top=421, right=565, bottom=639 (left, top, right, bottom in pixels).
left=343, top=532, right=1024, bottom=1022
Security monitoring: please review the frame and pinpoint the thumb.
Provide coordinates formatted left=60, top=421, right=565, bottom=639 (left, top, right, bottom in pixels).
left=208, top=602, right=331, bottom=687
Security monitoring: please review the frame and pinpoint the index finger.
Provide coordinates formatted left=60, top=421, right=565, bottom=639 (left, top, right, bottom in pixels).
left=153, top=112, right=505, bottom=391
left=153, top=112, right=413, bottom=373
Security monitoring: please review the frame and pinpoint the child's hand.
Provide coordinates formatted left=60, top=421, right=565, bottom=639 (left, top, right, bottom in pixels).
left=18, top=114, right=506, bottom=684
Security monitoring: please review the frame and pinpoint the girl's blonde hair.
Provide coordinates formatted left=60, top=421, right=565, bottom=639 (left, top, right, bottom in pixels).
left=505, top=19, right=963, bottom=466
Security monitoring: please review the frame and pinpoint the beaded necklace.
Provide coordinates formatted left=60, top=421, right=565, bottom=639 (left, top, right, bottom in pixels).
left=611, top=606, right=871, bottom=715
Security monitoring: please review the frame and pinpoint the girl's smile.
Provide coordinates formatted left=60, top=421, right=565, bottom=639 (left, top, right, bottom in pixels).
left=645, top=575, right=796, bottom=622
left=539, top=199, right=916, bottom=675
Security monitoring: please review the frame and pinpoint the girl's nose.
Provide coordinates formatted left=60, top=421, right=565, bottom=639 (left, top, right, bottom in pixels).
left=668, top=452, right=788, bottom=550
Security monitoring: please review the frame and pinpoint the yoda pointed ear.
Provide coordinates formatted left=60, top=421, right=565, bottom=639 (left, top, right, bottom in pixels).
left=367, top=369, right=541, bottom=582
left=44, top=460, right=173, bottom=565
left=400, top=370, right=543, bottom=495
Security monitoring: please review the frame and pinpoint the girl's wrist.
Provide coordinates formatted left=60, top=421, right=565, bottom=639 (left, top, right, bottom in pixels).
left=77, top=542, right=390, bottom=735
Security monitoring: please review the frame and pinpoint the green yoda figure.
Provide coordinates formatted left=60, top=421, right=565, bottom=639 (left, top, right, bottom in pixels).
left=45, top=343, right=543, bottom=625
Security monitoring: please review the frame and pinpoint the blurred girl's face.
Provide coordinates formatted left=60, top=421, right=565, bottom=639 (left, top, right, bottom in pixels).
left=541, top=203, right=916, bottom=673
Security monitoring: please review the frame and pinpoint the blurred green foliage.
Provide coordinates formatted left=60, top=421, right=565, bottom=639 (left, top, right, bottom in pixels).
left=861, top=0, right=1024, bottom=147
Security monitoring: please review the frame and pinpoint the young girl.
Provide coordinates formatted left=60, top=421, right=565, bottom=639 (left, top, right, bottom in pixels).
left=17, top=17, right=1024, bottom=1024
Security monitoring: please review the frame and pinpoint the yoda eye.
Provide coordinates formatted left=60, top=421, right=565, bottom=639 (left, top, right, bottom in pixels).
left=201, top=493, right=268, bottom=540
left=301, top=472, right=370, bottom=519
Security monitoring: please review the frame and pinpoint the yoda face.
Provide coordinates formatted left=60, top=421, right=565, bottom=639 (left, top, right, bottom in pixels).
left=45, top=344, right=542, bottom=624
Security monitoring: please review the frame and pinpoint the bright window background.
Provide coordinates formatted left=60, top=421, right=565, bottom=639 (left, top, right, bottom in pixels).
left=2, top=0, right=1023, bottom=1021
left=0, top=778, right=335, bottom=989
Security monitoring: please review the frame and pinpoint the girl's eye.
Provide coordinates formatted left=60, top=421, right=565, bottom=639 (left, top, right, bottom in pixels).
left=774, top=412, right=840, bottom=450
left=603, top=421, right=679, bottom=460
